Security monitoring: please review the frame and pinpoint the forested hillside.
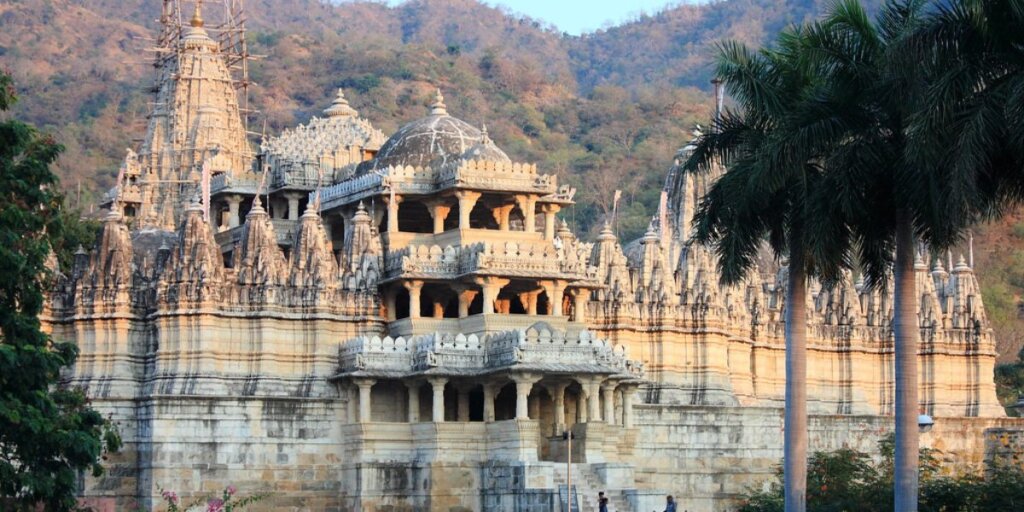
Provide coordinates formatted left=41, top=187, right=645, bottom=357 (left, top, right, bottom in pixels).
left=2, top=0, right=1020, bottom=361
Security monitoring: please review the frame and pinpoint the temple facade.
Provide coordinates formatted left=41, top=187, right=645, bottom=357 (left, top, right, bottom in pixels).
left=45, top=2, right=1023, bottom=512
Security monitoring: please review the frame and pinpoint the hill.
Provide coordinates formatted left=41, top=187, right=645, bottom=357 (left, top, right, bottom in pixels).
left=1, top=0, right=1021, bottom=362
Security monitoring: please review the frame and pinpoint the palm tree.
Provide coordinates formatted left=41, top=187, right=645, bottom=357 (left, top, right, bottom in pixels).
left=681, top=26, right=834, bottom=512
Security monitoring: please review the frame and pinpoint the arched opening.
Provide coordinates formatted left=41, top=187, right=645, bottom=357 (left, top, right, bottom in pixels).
left=395, top=287, right=410, bottom=319
left=398, top=201, right=433, bottom=233
left=444, top=383, right=458, bottom=422
left=417, top=384, right=432, bottom=421
left=469, top=200, right=499, bottom=229
left=497, top=288, right=527, bottom=315
left=468, top=385, right=484, bottom=421
left=509, top=204, right=526, bottom=231
left=444, top=202, right=460, bottom=231
left=537, top=291, right=550, bottom=315
left=494, top=382, right=517, bottom=421
left=468, top=290, right=483, bottom=315
left=421, top=283, right=457, bottom=318
left=370, top=380, right=409, bottom=422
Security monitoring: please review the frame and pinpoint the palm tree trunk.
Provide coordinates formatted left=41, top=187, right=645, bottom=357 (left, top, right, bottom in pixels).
left=893, top=210, right=919, bottom=512
left=784, top=238, right=807, bottom=512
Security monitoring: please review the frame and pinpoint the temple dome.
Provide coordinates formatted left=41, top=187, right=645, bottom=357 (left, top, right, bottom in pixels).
left=459, top=125, right=511, bottom=164
left=368, top=90, right=483, bottom=170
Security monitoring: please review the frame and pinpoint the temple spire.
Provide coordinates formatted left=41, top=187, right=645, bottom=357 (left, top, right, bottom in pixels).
left=191, top=0, right=204, bottom=28
left=430, top=88, right=448, bottom=116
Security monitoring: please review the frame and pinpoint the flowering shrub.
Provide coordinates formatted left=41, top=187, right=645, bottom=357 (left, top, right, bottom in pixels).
left=158, top=485, right=267, bottom=512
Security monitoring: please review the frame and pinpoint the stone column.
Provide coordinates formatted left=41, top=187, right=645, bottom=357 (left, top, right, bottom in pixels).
left=483, top=383, right=496, bottom=422
left=540, top=204, right=561, bottom=240
left=518, top=290, right=541, bottom=316
left=588, top=380, right=602, bottom=422
left=457, top=385, right=471, bottom=422
left=455, top=191, right=481, bottom=230
left=385, top=194, right=403, bottom=233
left=515, top=195, right=537, bottom=233
left=346, top=384, right=357, bottom=424
left=403, top=280, right=423, bottom=319
left=425, top=199, right=452, bottom=234
left=433, top=301, right=445, bottom=319
left=602, top=382, right=617, bottom=424
left=623, top=386, right=637, bottom=428
left=492, top=204, right=514, bottom=231
left=285, top=192, right=303, bottom=221
left=384, top=287, right=398, bottom=321
left=355, top=378, right=376, bottom=423
left=428, top=377, right=448, bottom=423
left=571, top=288, right=590, bottom=323
left=541, top=280, right=567, bottom=316
left=546, top=381, right=569, bottom=433
left=227, top=194, right=242, bottom=228
left=512, top=374, right=541, bottom=420
left=475, top=276, right=510, bottom=315
left=406, top=381, right=420, bottom=423
left=453, top=284, right=479, bottom=318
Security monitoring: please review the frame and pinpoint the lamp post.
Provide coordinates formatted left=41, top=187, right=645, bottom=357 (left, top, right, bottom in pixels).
left=563, top=429, right=575, bottom=512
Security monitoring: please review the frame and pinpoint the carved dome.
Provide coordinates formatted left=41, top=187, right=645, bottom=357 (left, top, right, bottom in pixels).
left=459, top=125, right=511, bottom=164
left=368, top=90, right=483, bottom=170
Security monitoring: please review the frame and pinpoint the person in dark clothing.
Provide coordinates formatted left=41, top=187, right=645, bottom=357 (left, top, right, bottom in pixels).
left=664, top=495, right=677, bottom=512
left=598, top=491, right=609, bottom=512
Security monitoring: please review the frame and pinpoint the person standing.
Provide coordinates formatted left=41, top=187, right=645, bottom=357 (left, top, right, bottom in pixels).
left=664, top=495, right=677, bottom=512
left=598, top=491, right=608, bottom=512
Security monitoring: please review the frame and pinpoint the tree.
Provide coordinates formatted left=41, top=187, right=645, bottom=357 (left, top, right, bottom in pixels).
left=681, top=25, right=840, bottom=512
left=0, top=70, right=120, bottom=510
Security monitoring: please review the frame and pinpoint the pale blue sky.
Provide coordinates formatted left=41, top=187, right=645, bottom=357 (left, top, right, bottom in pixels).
left=386, top=1, right=692, bottom=35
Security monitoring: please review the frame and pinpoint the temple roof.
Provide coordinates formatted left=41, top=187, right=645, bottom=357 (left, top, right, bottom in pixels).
left=365, top=90, right=484, bottom=170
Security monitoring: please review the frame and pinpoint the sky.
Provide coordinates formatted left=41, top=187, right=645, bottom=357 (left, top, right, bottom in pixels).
left=385, top=1, right=690, bottom=35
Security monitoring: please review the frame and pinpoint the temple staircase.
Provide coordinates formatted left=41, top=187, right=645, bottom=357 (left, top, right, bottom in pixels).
left=552, top=464, right=634, bottom=512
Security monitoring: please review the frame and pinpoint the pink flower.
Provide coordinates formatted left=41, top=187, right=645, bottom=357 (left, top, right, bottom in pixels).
left=226, top=485, right=237, bottom=496
left=161, top=490, right=179, bottom=505
left=207, top=498, right=225, bottom=512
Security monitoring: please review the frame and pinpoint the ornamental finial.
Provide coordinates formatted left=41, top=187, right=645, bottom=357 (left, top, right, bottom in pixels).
left=191, top=0, right=204, bottom=28
left=430, top=88, right=447, bottom=116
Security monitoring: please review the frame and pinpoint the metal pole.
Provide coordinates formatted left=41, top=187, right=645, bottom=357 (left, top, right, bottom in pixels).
left=567, top=430, right=572, bottom=512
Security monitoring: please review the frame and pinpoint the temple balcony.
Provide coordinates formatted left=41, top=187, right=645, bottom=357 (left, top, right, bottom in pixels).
left=209, top=172, right=260, bottom=196
left=387, top=313, right=576, bottom=337
left=382, top=228, right=545, bottom=253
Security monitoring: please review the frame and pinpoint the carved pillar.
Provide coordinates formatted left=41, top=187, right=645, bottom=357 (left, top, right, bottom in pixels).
left=385, top=194, right=403, bottom=233
left=425, top=199, right=452, bottom=234
left=571, top=288, right=590, bottom=323
left=227, top=194, right=242, bottom=228
left=355, top=378, right=376, bottom=423
left=475, top=276, right=510, bottom=314
left=433, top=301, right=445, bottom=319
left=602, top=382, right=617, bottom=424
left=623, top=386, right=637, bottom=428
left=428, top=377, right=448, bottom=423
left=483, top=383, right=497, bottom=422
left=586, top=380, right=602, bottom=422
left=546, top=381, right=569, bottom=432
left=407, top=381, right=420, bottom=423
left=540, top=204, right=561, bottom=240
left=346, top=384, right=357, bottom=424
left=285, top=192, right=303, bottom=221
left=541, top=280, right=567, bottom=316
left=518, top=289, right=541, bottom=316
left=403, top=280, right=423, bottom=319
left=455, top=191, right=481, bottom=230
left=492, top=204, right=514, bottom=231
left=384, top=287, right=398, bottom=321
left=453, top=284, right=479, bottom=318
left=512, top=374, right=541, bottom=420
left=457, top=385, right=471, bottom=422
left=515, top=195, right=537, bottom=233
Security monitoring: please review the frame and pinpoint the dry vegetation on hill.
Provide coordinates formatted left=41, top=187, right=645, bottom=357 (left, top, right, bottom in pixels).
left=1, top=0, right=1020, bottom=359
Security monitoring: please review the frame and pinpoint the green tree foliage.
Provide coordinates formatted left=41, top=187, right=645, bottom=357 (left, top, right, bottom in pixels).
left=739, top=437, right=1024, bottom=512
left=0, top=70, right=120, bottom=511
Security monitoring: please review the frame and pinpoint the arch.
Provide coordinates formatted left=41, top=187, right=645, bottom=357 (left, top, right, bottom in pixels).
left=395, top=287, right=410, bottom=319
left=469, top=200, right=499, bottom=229
left=370, top=380, right=409, bottom=422
left=494, top=382, right=517, bottom=421
left=397, top=201, right=432, bottom=233
left=443, top=202, right=460, bottom=231
left=509, top=203, right=526, bottom=231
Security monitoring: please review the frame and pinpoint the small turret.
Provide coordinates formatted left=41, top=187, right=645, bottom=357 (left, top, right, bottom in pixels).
left=290, top=203, right=339, bottom=288
left=236, top=196, right=287, bottom=286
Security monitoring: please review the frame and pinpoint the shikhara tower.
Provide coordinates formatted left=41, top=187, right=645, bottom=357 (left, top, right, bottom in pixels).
left=47, top=2, right=1021, bottom=511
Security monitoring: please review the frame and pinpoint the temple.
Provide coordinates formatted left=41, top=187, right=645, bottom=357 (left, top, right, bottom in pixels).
left=45, top=2, right=1022, bottom=512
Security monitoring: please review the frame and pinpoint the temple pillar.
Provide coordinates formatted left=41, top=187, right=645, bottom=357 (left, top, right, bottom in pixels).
left=492, top=204, right=514, bottom=231
left=226, top=194, right=242, bottom=228
left=385, top=194, right=403, bottom=233
left=384, top=287, right=398, bottom=321
left=428, top=377, right=448, bottom=423
left=512, top=374, right=541, bottom=420
left=285, top=192, right=303, bottom=221
left=483, top=383, right=497, bottom=422
left=425, top=199, right=452, bottom=234
left=519, top=290, right=541, bottom=316
left=355, top=378, right=376, bottom=423
left=403, top=280, right=423, bottom=319
left=457, top=385, right=471, bottom=422
left=515, top=195, right=537, bottom=233
left=475, top=276, right=510, bottom=314
left=588, top=380, right=602, bottom=421
left=433, top=301, right=445, bottom=318
left=546, top=381, right=569, bottom=432
left=540, top=204, right=561, bottom=240
left=571, top=288, right=590, bottom=322
left=602, top=382, right=617, bottom=424
left=406, top=381, right=420, bottom=423
left=541, top=280, right=567, bottom=316
left=455, top=191, right=481, bottom=230
left=623, top=386, right=637, bottom=428
left=346, top=384, right=357, bottom=424
left=453, top=284, right=479, bottom=318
